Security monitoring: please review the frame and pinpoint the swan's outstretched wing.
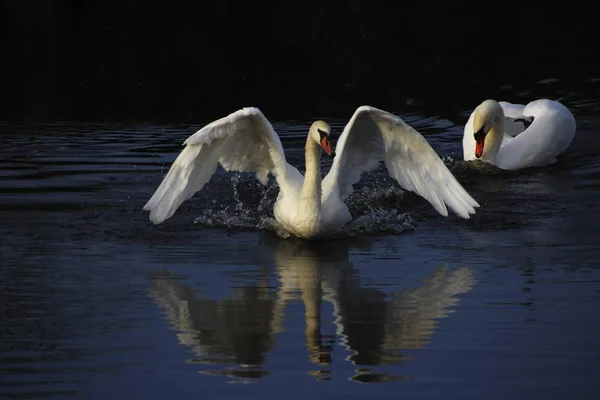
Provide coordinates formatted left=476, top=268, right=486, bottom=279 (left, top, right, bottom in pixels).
left=143, top=107, right=300, bottom=224
left=323, top=106, right=479, bottom=219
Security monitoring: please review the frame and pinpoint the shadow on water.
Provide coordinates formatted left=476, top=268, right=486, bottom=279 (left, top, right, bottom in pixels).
left=149, top=233, right=476, bottom=383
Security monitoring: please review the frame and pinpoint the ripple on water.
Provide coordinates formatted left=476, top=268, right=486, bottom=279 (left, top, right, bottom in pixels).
left=1, top=107, right=600, bottom=397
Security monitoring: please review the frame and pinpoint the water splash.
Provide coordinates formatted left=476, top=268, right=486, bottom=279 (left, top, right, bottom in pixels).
left=193, top=173, right=417, bottom=238
left=441, top=154, right=456, bottom=165
left=336, top=209, right=416, bottom=238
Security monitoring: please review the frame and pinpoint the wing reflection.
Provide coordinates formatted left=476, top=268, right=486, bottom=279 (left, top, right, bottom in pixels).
left=150, top=269, right=274, bottom=380
left=150, top=233, right=475, bottom=382
left=264, top=234, right=476, bottom=381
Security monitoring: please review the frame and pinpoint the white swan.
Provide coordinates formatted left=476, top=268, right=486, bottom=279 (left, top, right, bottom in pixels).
left=143, top=105, right=480, bottom=239
left=462, top=99, right=576, bottom=170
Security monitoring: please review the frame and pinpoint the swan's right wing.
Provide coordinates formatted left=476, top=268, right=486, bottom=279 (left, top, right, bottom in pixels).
left=499, top=101, right=527, bottom=137
left=324, top=106, right=479, bottom=219
left=143, top=107, right=298, bottom=224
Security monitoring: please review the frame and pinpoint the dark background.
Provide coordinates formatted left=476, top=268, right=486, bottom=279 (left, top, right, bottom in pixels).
left=1, top=1, right=597, bottom=122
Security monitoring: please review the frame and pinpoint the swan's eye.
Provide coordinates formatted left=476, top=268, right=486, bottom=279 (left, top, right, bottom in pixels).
left=317, top=128, right=329, bottom=139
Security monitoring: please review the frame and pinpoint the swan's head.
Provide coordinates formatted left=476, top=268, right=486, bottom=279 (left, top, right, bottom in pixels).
left=472, top=99, right=504, bottom=159
left=310, top=120, right=335, bottom=157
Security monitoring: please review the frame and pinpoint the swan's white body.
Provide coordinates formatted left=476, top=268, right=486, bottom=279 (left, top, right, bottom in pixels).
left=463, top=99, right=576, bottom=170
left=144, top=106, right=480, bottom=239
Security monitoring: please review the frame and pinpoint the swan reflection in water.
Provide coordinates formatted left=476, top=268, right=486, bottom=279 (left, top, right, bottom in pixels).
left=150, top=233, right=476, bottom=382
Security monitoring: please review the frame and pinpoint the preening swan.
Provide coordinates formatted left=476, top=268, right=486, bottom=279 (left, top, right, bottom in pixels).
left=143, top=106, right=480, bottom=239
left=463, top=99, right=576, bottom=170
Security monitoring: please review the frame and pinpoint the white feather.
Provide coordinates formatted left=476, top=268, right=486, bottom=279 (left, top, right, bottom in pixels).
left=143, top=107, right=301, bottom=224
left=144, top=105, right=480, bottom=238
left=463, top=99, right=576, bottom=169
left=322, top=106, right=480, bottom=222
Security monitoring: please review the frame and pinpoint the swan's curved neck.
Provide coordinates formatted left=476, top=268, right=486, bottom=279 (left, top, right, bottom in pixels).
left=299, top=138, right=323, bottom=220
left=483, top=120, right=504, bottom=164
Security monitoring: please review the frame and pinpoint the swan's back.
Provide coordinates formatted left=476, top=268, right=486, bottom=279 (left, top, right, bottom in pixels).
left=523, top=99, right=576, bottom=156
left=498, top=99, right=576, bottom=169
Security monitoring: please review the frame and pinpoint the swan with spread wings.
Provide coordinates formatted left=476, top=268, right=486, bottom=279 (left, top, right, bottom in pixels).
left=143, top=106, right=479, bottom=239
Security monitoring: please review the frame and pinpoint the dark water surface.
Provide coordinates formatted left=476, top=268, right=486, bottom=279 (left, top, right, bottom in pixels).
left=2, top=81, right=600, bottom=399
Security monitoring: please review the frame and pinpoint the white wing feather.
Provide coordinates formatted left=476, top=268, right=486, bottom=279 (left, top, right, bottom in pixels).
left=498, top=101, right=526, bottom=118
left=323, top=106, right=479, bottom=219
left=496, top=99, right=576, bottom=170
left=143, top=107, right=299, bottom=224
left=499, top=101, right=527, bottom=138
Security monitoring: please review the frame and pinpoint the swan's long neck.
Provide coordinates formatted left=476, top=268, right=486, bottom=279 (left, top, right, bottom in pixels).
left=483, top=120, right=504, bottom=164
left=298, top=138, right=323, bottom=230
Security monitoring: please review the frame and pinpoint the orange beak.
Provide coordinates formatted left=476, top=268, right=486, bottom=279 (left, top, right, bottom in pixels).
left=320, top=137, right=336, bottom=157
left=474, top=127, right=485, bottom=159
left=475, top=136, right=484, bottom=158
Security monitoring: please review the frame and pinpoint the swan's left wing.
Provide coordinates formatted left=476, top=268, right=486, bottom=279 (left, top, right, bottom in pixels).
left=323, top=106, right=479, bottom=219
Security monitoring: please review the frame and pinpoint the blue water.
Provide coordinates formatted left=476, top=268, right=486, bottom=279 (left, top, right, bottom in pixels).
left=1, top=81, right=600, bottom=399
